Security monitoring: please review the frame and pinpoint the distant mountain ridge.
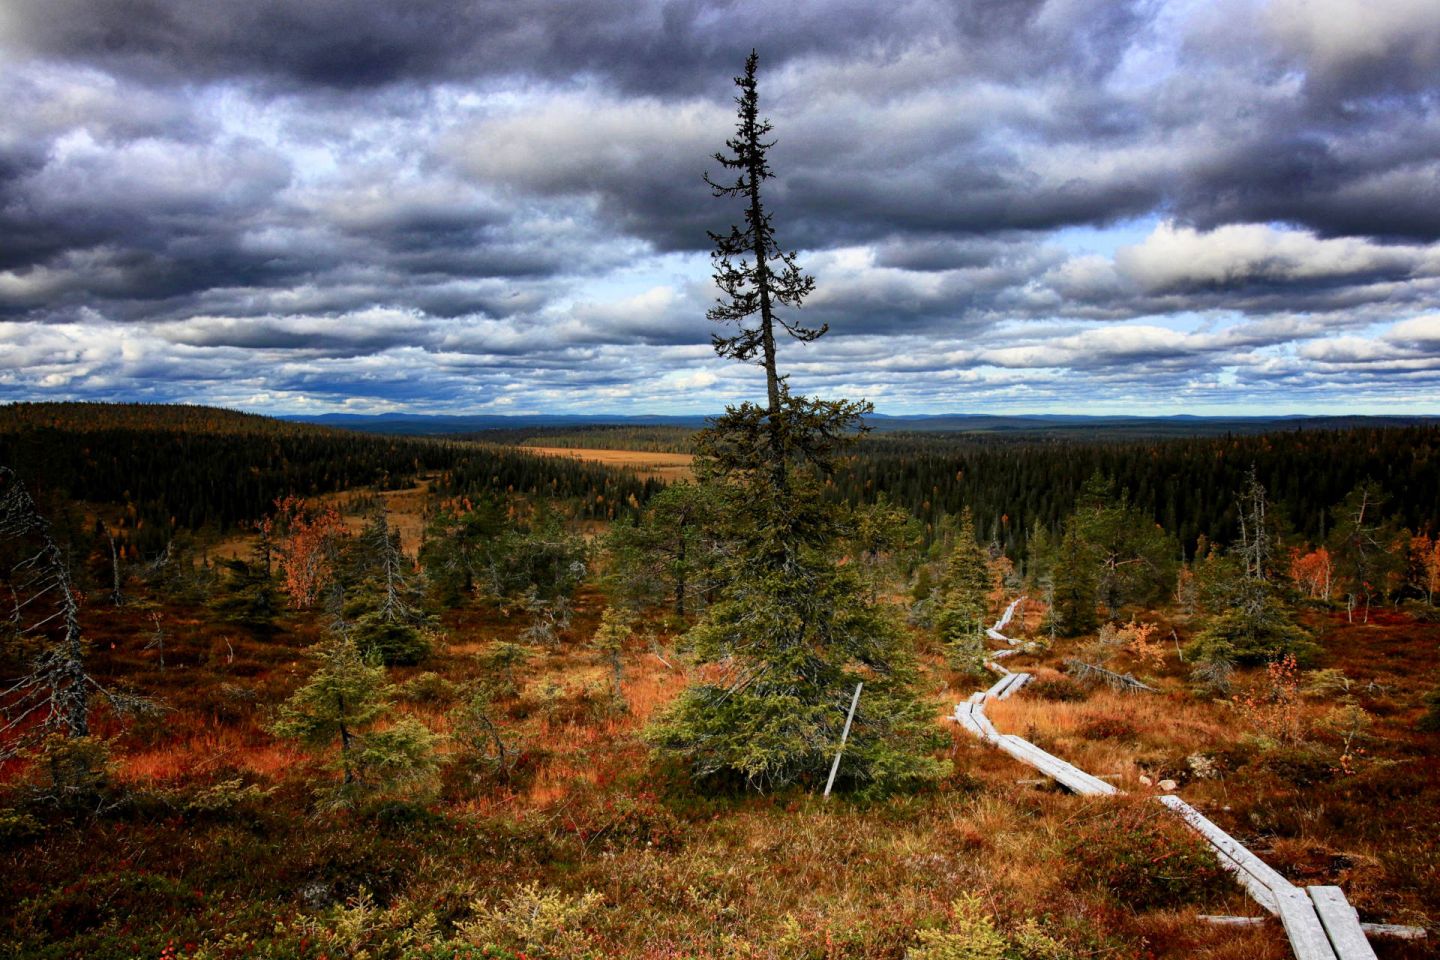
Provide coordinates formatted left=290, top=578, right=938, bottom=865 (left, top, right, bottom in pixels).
left=285, top=410, right=1440, bottom=438
left=2, top=402, right=1435, bottom=440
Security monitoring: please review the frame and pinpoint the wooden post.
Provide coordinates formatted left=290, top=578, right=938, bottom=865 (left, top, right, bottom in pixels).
left=824, top=682, right=863, bottom=798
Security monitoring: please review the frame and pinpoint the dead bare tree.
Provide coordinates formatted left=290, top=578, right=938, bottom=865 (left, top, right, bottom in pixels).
left=144, top=610, right=166, bottom=670
left=1064, top=657, right=1157, bottom=694
left=107, top=532, right=125, bottom=607
left=363, top=503, right=415, bottom=624
left=0, top=467, right=149, bottom=760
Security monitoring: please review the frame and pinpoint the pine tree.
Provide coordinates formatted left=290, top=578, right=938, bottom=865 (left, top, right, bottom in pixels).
left=0, top=467, right=149, bottom=764
left=850, top=492, right=922, bottom=603
left=649, top=54, right=946, bottom=795
left=271, top=636, right=440, bottom=802
left=1187, top=471, right=1314, bottom=665
left=343, top=503, right=431, bottom=665
left=1329, top=480, right=1403, bottom=623
left=934, top=509, right=990, bottom=675
left=603, top=481, right=721, bottom=618
left=1049, top=524, right=1099, bottom=637
left=590, top=606, right=632, bottom=706
left=704, top=50, right=822, bottom=475
left=1068, top=472, right=1176, bottom=618
left=208, top=557, right=278, bottom=631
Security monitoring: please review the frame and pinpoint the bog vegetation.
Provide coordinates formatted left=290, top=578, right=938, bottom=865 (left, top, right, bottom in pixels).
left=3, top=54, right=1439, bottom=960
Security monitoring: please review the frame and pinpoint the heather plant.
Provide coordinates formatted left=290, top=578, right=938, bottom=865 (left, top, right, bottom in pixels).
left=1420, top=685, right=1440, bottom=731
left=1063, top=798, right=1229, bottom=910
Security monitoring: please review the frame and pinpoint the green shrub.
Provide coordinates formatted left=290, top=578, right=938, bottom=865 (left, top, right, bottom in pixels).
left=399, top=671, right=459, bottom=704
left=910, top=894, right=1069, bottom=960
left=1254, top=744, right=1337, bottom=786
left=0, top=808, right=43, bottom=846
left=352, top=612, right=431, bottom=666
left=455, top=882, right=604, bottom=959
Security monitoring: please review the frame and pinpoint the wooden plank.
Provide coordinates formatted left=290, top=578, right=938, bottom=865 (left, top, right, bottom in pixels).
left=971, top=707, right=1001, bottom=742
left=967, top=690, right=987, bottom=705
left=1308, top=887, right=1379, bottom=960
left=997, top=672, right=1030, bottom=700
left=1200, top=915, right=1426, bottom=941
left=1157, top=796, right=1287, bottom=914
left=1276, top=889, right=1340, bottom=960
left=997, top=735, right=1117, bottom=796
left=953, top=704, right=984, bottom=738
left=1356, top=923, right=1427, bottom=940
left=984, top=674, right=1013, bottom=699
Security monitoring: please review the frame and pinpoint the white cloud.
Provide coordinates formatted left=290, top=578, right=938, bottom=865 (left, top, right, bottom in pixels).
left=1115, top=222, right=1436, bottom=292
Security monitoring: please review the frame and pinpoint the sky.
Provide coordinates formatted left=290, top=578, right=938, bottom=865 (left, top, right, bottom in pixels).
left=1, top=0, right=1439, bottom=417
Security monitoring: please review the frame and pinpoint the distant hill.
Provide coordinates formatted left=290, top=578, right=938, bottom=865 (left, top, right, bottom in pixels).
left=284, top=412, right=714, bottom=435
left=0, top=401, right=335, bottom=436
left=285, top=409, right=1440, bottom=439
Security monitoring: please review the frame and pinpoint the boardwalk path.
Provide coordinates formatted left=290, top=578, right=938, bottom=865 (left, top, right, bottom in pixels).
left=951, top=599, right=1396, bottom=960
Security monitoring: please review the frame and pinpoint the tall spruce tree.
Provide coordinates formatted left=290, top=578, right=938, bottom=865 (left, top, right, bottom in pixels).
left=648, top=53, right=946, bottom=795
left=1187, top=469, right=1314, bottom=665
left=934, top=508, right=990, bottom=675
left=705, top=50, right=823, bottom=476
left=1049, top=525, right=1099, bottom=637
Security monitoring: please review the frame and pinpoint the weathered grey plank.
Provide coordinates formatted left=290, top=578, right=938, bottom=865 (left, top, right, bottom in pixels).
left=984, top=674, right=1013, bottom=699
left=1356, top=923, right=1427, bottom=940
left=1276, top=889, right=1340, bottom=960
left=970, top=706, right=1001, bottom=741
left=997, top=672, right=1030, bottom=700
left=953, top=704, right=984, bottom=738
left=1308, top=886, right=1379, bottom=960
left=996, top=735, right=1117, bottom=796
left=1199, top=915, right=1427, bottom=941
left=1157, top=795, right=1287, bottom=913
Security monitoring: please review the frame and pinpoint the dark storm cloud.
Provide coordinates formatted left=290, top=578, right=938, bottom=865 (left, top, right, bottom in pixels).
left=0, top=0, right=1144, bottom=95
left=2, top=0, right=1440, bottom=413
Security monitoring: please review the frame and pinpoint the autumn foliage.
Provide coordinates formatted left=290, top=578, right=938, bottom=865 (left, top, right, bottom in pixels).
left=273, top=495, right=346, bottom=609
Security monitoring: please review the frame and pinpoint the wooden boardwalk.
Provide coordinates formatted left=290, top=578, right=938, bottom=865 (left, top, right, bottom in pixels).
left=951, top=599, right=1402, bottom=960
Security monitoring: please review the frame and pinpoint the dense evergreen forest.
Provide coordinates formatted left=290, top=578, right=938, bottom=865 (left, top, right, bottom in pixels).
left=3, top=403, right=1435, bottom=567
left=0, top=403, right=657, bottom=556
left=835, top=427, right=1440, bottom=558
left=467, top=417, right=1440, bottom=561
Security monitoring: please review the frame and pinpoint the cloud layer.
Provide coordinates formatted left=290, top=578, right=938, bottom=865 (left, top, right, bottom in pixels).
left=1, top=0, right=1438, bottom=414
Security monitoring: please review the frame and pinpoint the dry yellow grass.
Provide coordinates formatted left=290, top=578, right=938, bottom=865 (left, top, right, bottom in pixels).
left=211, top=477, right=434, bottom=560
left=521, top=446, right=695, bottom=482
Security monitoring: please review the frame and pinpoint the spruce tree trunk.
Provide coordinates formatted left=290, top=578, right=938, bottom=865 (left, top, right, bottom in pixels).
left=746, top=139, right=786, bottom=481
left=675, top=531, right=687, bottom=619
left=337, top=695, right=354, bottom=784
